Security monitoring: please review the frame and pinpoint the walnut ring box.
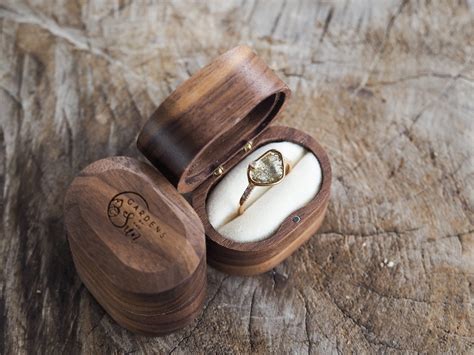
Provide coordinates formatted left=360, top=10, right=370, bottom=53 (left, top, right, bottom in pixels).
left=64, top=45, right=331, bottom=336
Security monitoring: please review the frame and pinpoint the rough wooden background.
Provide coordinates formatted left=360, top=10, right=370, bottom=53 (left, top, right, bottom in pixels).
left=1, top=0, right=473, bottom=353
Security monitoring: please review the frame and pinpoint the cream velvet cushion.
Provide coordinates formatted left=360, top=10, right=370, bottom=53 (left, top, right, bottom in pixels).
left=206, top=142, right=322, bottom=243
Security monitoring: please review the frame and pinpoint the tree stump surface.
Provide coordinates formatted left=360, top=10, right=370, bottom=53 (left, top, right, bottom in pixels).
left=0, top=1, right=473, bottom=353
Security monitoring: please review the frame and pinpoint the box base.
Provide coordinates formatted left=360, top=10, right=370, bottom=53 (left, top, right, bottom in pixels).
left=192, top=126, right=332, bottom=276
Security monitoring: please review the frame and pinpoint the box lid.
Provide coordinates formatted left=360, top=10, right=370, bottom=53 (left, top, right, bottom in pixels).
left=64, top=156, right=206, bottom=297
left=137, top=45, right=291, bottom=193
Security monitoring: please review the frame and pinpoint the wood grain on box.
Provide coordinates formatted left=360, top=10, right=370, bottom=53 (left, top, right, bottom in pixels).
left=64, top=157, right=206, bottom=335
left=137, top=45, right=291, bottom=193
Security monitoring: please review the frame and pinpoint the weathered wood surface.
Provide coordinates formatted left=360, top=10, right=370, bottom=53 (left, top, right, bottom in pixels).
left=0, top=0, right=473, bottom=353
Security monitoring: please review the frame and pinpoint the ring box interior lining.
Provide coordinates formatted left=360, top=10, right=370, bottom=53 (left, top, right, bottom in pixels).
left=206, top=141, right=322, bottom=243
left=191, top=125, right=331, bottom=275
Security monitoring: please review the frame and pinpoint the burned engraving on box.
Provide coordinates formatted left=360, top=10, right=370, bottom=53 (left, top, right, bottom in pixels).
left=107, top=191, right=167, bottom=241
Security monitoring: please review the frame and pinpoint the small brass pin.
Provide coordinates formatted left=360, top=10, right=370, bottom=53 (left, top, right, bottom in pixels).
left=243, top=141, right=253, bottom=153
left=213, top=165, right=224, bottom=176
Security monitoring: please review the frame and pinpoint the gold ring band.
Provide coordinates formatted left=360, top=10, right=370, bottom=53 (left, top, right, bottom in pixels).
left=238, top=149, right=291, bottom=215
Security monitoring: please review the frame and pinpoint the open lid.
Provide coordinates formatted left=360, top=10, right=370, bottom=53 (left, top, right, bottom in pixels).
left=64, top=156, right=206, bottom=296
left=137, top=45, right=291, bottom=193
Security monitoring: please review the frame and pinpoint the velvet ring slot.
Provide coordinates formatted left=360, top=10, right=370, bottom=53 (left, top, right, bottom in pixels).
left=191, top=126, right=331, bottom=276
left=206, top=141, right=322, bottom=243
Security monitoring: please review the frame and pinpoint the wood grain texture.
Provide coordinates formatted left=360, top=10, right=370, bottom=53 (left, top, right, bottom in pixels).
left=0, top=0, right=473, bottom=353
left=192, top=126, right=331, bottom=276
left=64, top=156, right=207, bottom=335
left=137, top=45, right=290, bottom=193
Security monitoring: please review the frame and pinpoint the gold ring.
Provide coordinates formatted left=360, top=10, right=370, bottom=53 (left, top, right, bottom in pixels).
left=238, top=149, right=291, bottom=215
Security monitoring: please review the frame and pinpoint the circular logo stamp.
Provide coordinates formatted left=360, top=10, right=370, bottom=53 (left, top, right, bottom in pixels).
left=107, top=191, right=166, bottom=241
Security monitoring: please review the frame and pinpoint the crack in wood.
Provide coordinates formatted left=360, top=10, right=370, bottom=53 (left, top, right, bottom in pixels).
left=0, top=5, right=161, bottom=94
left=270, top=0, right=286, bottom=36
left=247, top=287, right=257, bottom=352
left=296, top=289, right=312, bottom=354
left=319, top=6, right=334, bottom=43
left=318, top=226, right=421, bottom=239
left=358, top=282, right=470, bottom=308
left=352, top=0, right=410, bottom=95
left=168, top=275, right=229, bottom=354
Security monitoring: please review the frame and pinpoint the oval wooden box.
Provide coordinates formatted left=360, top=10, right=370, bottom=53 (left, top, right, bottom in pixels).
left=64, top=157, right=206, bottom=336
left=192, top=126, right=331, bottom=275
left=138, top=46, right=332, bottom=276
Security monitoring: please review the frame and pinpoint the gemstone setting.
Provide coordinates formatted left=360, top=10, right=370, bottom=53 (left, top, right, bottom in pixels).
left=248, top=149, right=285, bottom=185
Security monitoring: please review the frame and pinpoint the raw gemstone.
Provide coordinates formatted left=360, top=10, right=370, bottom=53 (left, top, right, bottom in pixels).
left=249, top=150, right=284, bottom=185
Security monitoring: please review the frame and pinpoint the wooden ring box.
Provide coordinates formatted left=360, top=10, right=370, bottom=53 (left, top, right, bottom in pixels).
left=64, top=157, right=206, bottom=335
left=138, top=45, right=331, bottom=275
left=64, top=45, right=331, bottom=336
